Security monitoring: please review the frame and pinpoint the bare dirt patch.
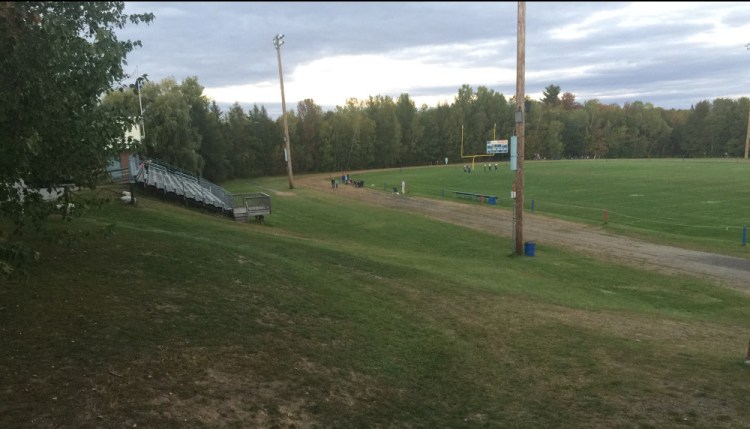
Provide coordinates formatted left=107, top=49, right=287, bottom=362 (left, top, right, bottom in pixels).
left=297, top=173, right=750, bottom=294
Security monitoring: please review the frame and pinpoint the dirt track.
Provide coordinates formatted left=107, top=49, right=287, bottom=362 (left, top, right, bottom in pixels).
left=297, top=173, right=750, bottom=294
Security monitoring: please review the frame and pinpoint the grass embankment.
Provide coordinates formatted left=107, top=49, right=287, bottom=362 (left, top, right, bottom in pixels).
left=2, top=176, right=749, bottom=428
left=356, top=158, right=750, bottom=257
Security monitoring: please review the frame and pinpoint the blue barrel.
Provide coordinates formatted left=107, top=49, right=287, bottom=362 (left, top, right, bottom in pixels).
left=489, top=196, right=497, bottom=205
left=524, top=241, right=536, bottom=257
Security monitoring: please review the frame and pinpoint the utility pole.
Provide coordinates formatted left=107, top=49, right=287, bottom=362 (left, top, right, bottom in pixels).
left=745, top=43, right=750, bottom=159
left=514, top=1, right=526, bottom=255
left=274, top=34, right=294, bottom=189
left=136, top=77, right=146, bottom=140
left=131, top=76, right=147, bottom=206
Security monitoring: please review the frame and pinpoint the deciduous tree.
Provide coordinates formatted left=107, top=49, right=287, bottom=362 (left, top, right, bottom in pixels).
left=0, top=2, right=153, bottom=275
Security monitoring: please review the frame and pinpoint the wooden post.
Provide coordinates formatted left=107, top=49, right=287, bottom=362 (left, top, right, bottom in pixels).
left=274, top=35, right=295, bottom=189
left=746, top=44, right=749, bottom=160
left=514, top=1, right=526, bottom=255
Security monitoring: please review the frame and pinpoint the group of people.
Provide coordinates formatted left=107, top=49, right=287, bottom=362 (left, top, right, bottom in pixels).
left=463, top=163, right=499, bottom=173
left=331, top=174, right=364, bottom=189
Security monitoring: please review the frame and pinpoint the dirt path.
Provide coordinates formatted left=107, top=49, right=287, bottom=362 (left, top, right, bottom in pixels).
left=297, top=173, right=750, bottom=294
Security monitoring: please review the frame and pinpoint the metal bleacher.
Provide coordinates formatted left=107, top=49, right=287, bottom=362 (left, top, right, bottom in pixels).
left=125, top=155, right=231, bottom=211
left=115, top=154, right=271, bottom=222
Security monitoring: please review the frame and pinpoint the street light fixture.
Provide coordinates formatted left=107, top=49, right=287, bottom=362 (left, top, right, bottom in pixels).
left=273, top=33, right=294, bottom=189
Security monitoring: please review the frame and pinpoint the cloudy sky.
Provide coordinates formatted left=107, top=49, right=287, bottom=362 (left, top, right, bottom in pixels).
left=118, top=2, right=750, bottom=118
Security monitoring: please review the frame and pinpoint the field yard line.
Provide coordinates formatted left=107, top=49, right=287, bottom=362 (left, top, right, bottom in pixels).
left=298, top=173, right=750, bottom=294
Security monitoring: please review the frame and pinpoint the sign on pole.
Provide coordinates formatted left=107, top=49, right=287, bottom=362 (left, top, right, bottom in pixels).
left=486, top=140, right=509, bottom=154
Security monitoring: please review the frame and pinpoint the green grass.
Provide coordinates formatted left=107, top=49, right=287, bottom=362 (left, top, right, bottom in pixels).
left=2, top=176, right=750, bottom=428
left=356, top=159, right=750, bottom=257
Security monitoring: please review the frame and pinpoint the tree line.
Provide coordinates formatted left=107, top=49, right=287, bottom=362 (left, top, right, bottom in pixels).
left=105, top=79, right=750, bottom=183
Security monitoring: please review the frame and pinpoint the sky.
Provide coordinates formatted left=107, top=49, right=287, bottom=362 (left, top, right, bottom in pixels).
left=118, top=1, right=750, bottom=118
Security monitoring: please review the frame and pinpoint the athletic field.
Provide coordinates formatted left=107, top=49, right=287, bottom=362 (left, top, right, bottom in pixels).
left=355, top=158, right=750, bottom=257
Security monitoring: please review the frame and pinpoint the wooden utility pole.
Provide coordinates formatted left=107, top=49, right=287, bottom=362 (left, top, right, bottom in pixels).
left=514, top=1, right=526, bottom=255
left=274, top=34, right=295, bottom=189
left=746, top=44, right=749, bottom=160
left=745, top=104, right=749, bottom=159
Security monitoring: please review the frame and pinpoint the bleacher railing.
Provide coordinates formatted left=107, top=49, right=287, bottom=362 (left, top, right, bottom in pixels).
left=127, top=154, right=233, bottom=211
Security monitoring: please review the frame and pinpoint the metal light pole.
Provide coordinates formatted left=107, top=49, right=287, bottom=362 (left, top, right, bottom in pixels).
left=136, top=77, right=146, bottom=140
left=745, top=43, right=750, bottom=159
left=273, top=34, right=294, bottom=189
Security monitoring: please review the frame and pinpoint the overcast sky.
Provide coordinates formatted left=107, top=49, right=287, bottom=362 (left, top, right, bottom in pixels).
left=119, top=1, right=750, bottom=118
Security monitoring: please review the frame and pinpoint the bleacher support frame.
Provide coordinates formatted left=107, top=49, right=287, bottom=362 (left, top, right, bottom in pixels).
left=111, top=154, right=270, bottom=222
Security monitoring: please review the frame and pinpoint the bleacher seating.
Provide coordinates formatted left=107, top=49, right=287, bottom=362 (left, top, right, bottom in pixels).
left=129, top=156, right=232, bottom=211
left=112, top=154, right=269, bottom=222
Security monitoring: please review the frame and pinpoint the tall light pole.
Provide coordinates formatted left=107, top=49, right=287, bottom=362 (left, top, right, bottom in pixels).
left=273, top=33, right=294, bottom=189
left=513, top=1, right=526, bottom=255
left=136, top=76, right=146, bottom=140
left=745, top=43, right=750, bottom=159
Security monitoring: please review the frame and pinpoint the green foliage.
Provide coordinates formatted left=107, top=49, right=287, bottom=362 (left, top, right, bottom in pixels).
left=197, top=101, right=231, bottom=182
left=0, top=1, right=153, bottom=275
left=0, top=236, right=40, bottom=277
left=139, top=77, right=204, bottom=173
left=560, top=108, right=588, bottom=157
left=542, top=84, right=561, bottom=106
left=250, top=105, right=283, bottom=177
left=395, top=93, right=425, bottom=164
left=1, top=2, right=153, bottom=188
left=366, top=95, right=401, bottom=168
left=324, top=99, right=377, bottom=171
left=225, top=102, right=253, bottom=176
left=292, top=98, right=326, bottom=173
left=101, top=74, right=748, bottom=183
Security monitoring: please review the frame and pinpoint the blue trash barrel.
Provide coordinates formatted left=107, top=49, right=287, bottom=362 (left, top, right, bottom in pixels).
left=524, top=241, right=536, bottom=257
left=489, top=196, right=497, bottom=205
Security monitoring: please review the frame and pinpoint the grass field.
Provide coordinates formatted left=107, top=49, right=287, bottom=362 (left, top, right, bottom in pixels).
left=2, top=164, right=750, bottom=428
left=355, top=158, right=750, bottom=257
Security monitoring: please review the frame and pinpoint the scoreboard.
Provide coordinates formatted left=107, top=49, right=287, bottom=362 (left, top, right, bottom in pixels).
left=486, top=140, right=508, bottom=154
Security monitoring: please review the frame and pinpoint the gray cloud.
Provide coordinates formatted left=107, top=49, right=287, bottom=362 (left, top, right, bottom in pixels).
left=119, top=1, right=750, bottom=115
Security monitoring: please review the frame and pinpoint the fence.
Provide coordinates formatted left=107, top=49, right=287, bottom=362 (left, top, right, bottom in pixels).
left=230, top=193, right=272, bottom=222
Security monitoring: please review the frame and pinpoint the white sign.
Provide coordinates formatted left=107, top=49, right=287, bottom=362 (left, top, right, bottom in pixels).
left=486, top=140, right=509, bottom=154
